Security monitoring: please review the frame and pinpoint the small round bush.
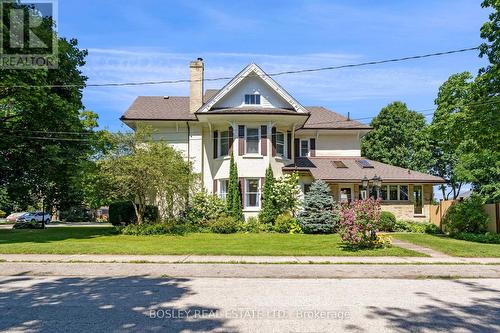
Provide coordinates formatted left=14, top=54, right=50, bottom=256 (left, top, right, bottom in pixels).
left=274, top=212, right=302, bottom=234
left=185, top=191, right=225, bottom=229
left=442, top=194, right=489, bottom=233
left=239, top=216, right=262, bottom=233
left=379, top=211, right=396, bottom=231
left=208, top=215, right=240, bottom=234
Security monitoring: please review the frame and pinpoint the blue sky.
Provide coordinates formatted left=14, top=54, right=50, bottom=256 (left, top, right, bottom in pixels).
left=55, top=0, right=490, bottom=132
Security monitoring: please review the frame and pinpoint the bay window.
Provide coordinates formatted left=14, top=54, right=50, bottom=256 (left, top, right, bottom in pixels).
left=219, top=130, right=230, bottom=157
left=219, top=179, right=229, bottom=200
left=300, top=139, right=309, bottom=157
left=246, top=127, right=259, bottom=154
left=246, top=178, right=260, bottom=207
left=276, top=131, right=285, bottom=156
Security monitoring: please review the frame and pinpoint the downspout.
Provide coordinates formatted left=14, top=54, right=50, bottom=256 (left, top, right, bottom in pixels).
left=186, top=121, right=190, bottom=162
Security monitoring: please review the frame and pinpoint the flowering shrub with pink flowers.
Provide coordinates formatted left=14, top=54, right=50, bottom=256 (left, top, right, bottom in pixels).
left=338, top=198, right=389, bottom=247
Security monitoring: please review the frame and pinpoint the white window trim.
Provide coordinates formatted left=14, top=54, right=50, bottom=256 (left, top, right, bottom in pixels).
left=245, top=178, right=261, bottom=208
left=381, top=184, right=409, bottom=201
left=276, top=131, right=287, bottom=158
left=299, top=139, right=310, bottom=157
left=217, top=130, right=230, bottom=158
left=219, top=179, right=229, bottom=200
left=244, top=93, right=261, bottom=106
left=245, top=126, right=261, bottom=155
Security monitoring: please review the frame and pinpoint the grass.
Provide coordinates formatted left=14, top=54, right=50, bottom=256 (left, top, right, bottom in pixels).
left=393, top=233, right=500, bottom=257
left=0, top=227, right=424, bottom=256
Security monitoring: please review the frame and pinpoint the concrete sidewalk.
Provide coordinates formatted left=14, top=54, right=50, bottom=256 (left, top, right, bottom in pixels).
left=1, top=261, right=500, bottom=278
left=1, top=253, right=499, bottom=264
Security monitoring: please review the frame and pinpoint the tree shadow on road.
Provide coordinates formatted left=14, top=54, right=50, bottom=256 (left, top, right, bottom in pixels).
left=357, top=279, right=500, bottom=333
left=0, top=275, right=235, bottom=332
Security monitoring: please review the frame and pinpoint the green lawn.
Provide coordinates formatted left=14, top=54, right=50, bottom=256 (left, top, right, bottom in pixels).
left=0, top=227, right=423, bottom=256
left=393, top=233, right=500, bottom=257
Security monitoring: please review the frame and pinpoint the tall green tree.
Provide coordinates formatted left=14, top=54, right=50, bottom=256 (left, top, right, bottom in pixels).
left=0, top=2, right=100, bottom=213
left=226, top=153, right=243, bottom=220
left=361, top=102, right=432, bottom=172
left=429, top=72, right=473, bottom=199
left=101, top=127, right=195, bottom=223
left=259, top=165, right=276, bottom=224
left=454, top=0, right=500, bottom=202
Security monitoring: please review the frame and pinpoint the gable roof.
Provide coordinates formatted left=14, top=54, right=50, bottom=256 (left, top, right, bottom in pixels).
left=197, top=63, right=308, bottom=114
left=283, top=157, right=445, bottom=183
left=121, top=96, right=371, bottom=129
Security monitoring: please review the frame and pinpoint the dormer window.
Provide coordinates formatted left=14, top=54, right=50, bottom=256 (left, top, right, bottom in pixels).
left=244, top=94, right=261, bottom=105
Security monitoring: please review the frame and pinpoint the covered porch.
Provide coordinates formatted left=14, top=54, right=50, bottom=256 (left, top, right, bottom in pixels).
left=283, top=157, right=445, bottom=221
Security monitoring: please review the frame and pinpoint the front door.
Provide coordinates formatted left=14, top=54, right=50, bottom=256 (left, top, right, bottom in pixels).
left=413, top=185, right=423, bottom=214
left=339, top=186, right=353, bottom=203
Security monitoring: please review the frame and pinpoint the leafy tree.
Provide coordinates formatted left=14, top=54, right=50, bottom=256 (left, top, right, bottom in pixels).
left=454, top=0, right=500, bottom=202
left=101, top=127, right=195, bottom=224
left=225, top=153, right=243, bottom=220
left=0, top=2, right=101, bottom=214
left=429, top=72, right=473, bottom=199
left=259, top=165, right=276, bottom=224
left=361, top=102, right=432, bottom=172
left=297, top=180, right=339, bottom=234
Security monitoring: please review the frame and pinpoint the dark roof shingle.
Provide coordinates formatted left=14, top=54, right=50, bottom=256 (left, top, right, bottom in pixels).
left=302, top=106, right=371, bottom=129
left=283, top=157, right=444, bottom=183
left=121, top=96, right=195, bottom=121
left=121, top=94, right=371, bottom=131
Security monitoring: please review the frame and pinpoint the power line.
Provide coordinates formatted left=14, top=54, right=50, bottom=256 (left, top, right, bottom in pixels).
left=2, top=97, right=498, bottom=138
left=0, top=46, right=480, bottom=89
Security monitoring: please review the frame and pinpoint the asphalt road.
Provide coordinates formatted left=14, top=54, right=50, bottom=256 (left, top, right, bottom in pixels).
left=0, top=276, right=498, bottom=332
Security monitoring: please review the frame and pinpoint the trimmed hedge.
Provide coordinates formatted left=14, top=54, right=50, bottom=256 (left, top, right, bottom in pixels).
left=109, top=201, right=159, bottom=226
left=394, top=220, right=441, bottom=234
left=119, top=220, right=190, bottom=235
left=450, top=232, right=500, bottom=244
left=208, top=215, right=240, bottom=234
left=379, top=211, right=396, bottom=231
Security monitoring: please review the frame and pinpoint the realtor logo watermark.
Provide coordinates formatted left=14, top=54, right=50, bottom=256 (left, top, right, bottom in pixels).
left=0, top=0, right=58, bottom=69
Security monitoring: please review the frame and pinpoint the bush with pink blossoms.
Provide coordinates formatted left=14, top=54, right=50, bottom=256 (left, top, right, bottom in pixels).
left=338, top=198, right=388, bottom=247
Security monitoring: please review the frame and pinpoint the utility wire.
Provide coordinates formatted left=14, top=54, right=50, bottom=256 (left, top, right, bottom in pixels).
left=2, top=97, right=497, bottom=140
left=0, top=46, right=480, bottom=89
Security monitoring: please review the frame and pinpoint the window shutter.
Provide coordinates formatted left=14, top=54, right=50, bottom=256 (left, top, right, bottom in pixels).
left=228, top=126, right=233, bottom=154
left=294, top=138, right=300, bottom=157
left=213, top=130, right=218, bottom=159
left=271, top=127, right=277, bottom=157
left=213, top=179, right=217, bottom=195
left=287, top=131, right=292, bottom=159
left=238, top=125, right=245, bottom=156
left=310, top=138, right=316, bottom=157
left=239, top=178, right=245, bottom=207
left=260, top=125, right=267, bottom=156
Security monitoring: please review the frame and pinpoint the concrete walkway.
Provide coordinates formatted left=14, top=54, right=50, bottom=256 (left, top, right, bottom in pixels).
left=1, top=253, right=499, bottom=264
left=392, top=239, right=452, bottom=258
left=1, top=261, right=500, bottom=278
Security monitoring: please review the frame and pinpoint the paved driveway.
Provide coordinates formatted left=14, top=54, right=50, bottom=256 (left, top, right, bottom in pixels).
left=0, top=276, right=498, bottom=332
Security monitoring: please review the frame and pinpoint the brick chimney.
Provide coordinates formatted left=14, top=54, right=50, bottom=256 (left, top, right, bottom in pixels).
left=189, top=58, right=204, bottom=113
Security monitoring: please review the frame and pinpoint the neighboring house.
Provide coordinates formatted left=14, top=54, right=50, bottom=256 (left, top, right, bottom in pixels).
left=121, top=59, right=444, bottom=220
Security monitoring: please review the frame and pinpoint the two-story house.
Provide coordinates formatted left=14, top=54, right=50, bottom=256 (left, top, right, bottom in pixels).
left=121, top=59, right=444, bottom=220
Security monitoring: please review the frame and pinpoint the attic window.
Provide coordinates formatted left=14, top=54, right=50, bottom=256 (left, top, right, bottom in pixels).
left=332, top=161, right=348, bottom=168
left=244, top=94, right=261, bottom=105
left=356, top=159, right=374, bottom=168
